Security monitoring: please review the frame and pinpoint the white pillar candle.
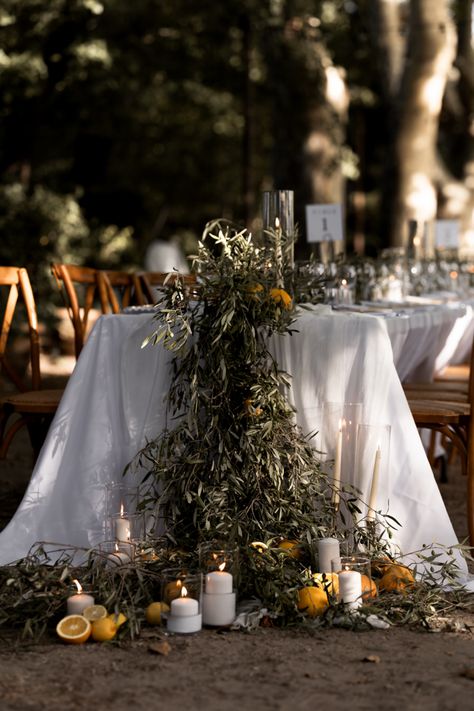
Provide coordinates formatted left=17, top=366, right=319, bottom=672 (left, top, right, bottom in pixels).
left=67, top=581, right=95, bottom=615
left=338, top=570, right=362, bottom=609
left=332, top=423, right=343, bottom=506
left=170, top=596, right=199, bottom=617
left=115, top=514, right=131, bottom=542
left=317, top=537, right=341, bottom=573
left=367, top=446, right=382, bottom=521
left=202, top=592, right=236, bottom=627
left=205, top=570, right=233, bottom=595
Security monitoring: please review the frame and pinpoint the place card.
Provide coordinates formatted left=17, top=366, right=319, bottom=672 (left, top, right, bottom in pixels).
left=305, top=204, right=344, bottom=243
left=434, top=220, right=459, bottom=249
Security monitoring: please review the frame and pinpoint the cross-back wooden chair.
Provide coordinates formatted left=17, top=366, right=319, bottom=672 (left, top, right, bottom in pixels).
left=0, top=266, right=64, bottom=461
left=406, top=333, right=474, bottom=544
left=131, top=271, right=197, bottom=305
left=51, top=264, right=138, bottom=359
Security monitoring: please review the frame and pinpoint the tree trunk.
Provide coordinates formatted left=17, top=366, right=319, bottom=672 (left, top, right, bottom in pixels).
left=391, top=0, right=457, bottom=248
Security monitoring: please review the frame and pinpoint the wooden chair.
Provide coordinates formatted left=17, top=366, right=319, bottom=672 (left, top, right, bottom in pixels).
left=51, top=264, right=137, bottom=359
left=0, top=267, right=64, bottom=461
left=406, top=342, right=474, bottom=544
left=131, top=271, right=197, bottom=305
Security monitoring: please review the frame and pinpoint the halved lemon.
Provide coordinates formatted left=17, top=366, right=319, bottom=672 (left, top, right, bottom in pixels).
left=56, top=614, right=92, bottom=644
left=83, top=604, right=108, bottom=622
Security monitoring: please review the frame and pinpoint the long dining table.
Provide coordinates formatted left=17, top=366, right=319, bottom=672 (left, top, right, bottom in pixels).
left=0, top=301, right=471, bottom=584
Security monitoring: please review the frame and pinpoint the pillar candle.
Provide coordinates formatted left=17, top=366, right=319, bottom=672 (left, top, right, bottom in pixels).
left=67, top=581, right=95, bottom=615
left=170, top=596, right=199, bottom=617
left=115, top=514, right=131, bottom=542
left=338, top=570, right=362, bottom=609
left=317, top=537, right=341, bottom=573
left=205, top=570, right=233, bottom=595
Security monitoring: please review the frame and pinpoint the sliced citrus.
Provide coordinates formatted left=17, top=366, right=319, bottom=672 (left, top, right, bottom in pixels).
left=83, top=604, right=108, bottom=622
left=56, top=614, right=92, bottom=644
left=108, top=611, right=127, bottom=627
left=91, top=617, right=117, bottom=642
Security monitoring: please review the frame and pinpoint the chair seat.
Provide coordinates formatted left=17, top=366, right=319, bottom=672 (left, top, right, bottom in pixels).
left=1, top=389, right=64, bottom=414
left=404, top=385, right=469, bottom=403
left=435, top=364, right=470, bottom=381
left=407, top=398, right=470, bottom=422
left=404, top=380, right=469, bottom=394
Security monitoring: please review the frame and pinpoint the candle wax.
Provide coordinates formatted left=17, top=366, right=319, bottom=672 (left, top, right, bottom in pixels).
left=205, top=570, right=233, bottom=595
left=170, top=596, right=199, bottom=618
left=67, top=592, right=95, bottom=615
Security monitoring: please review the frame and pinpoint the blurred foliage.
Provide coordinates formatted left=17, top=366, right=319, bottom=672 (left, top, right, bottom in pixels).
left=0, top=0, right=470, bottom=312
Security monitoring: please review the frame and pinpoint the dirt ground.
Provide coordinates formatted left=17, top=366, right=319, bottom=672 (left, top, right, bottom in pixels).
left=1, top=406, right=474, bottom=710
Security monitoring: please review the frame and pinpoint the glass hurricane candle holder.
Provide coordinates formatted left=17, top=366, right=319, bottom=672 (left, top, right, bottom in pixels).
left=332, top=554, right=375, bottom=607
left=94, top=540, right=135, bottom=568
left=198, top=543, right=238, bottom=627
left=321, top=402, right=363, bottom=504
left=106, top=511, right=146, bottom=545
left=262, top=189, right=296, bottom=288
left=162, top=571, right=203, bottom=634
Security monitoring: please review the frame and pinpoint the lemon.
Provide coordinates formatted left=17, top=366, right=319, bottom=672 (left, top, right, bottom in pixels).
left=83, top=604, right=108, bottom=622
left=297, top=586, right=329, bottom=618
left=108, top=611, right=127, bottom=628
left=56, top=615, right=91, bottom=644
left=269, top=287, right=293, bottom=310
left=312, top=572, right=339, bottom=597
left=91, top=617, right=117, bottom=642
left=278, top=539, right=302, bottom=559
left=146, top=601, right=170, bottom=625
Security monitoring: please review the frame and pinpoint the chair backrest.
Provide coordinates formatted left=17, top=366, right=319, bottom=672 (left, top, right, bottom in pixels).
left=0, top=266, right=41, bottom=392
left=133, top=271, right=197, bottom=305
left=51, top=263, right=108, bottom=359
left=52, top=264, right=141, bottom=358
left=99, top=270, right=136, bottom=313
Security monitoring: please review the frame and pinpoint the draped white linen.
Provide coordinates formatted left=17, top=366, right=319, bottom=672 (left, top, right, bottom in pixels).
left=0, top=306, right=469, bottom=581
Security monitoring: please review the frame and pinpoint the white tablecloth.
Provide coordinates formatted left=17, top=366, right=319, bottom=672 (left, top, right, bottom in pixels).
left=0, top=307, right=469, bottom=579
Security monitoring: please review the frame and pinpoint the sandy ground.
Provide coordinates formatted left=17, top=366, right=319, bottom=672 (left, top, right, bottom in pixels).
left=1, top=394, right=474, bottom=710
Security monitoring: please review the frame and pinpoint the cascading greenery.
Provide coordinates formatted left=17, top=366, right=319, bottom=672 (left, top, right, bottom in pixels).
left=133, top=220, right=336, bottom=550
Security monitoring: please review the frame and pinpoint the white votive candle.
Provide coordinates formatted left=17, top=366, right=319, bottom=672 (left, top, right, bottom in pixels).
left=317, top=538, right=341, bottom=573
left=67, top=591, right=95, bottom=615
left=107, top=549, right=130, bottom=567
left=170, top=596, right=199, bottom=617
left=205, top=570, right=233, bottom=595
left=338, top=570, right=362, bottom=609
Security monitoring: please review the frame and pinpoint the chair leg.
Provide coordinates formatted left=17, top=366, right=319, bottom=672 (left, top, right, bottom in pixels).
left=26, top=415, right=54, bottom=462
left=467, top=424, right=474, bottom=548
left=0, top=415, right=28, bottom=459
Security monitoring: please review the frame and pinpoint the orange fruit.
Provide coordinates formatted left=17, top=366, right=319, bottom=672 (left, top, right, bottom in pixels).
left=297, top=586, right=329, bottom=618
left=361, top=574, right=378, bottom=601
left=312, top=572, right=339, bottom=597
left=278, top=539, right=302, bottom=559
left=91, top=617, right=117, bottom=642
left=270, top=288, right=293, bottom=310
left=163, top=580, right=183, bottom=605
left=378, top=564, right=415, bottom=593
left=145, top=602, right=170, bottom=625
left=56, top=615, right=91, bottom=644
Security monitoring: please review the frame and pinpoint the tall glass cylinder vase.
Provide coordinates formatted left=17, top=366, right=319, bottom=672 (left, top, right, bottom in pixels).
left=354, top=423, right=391, bottom=525
left=262, top=190, right=295, bottom=290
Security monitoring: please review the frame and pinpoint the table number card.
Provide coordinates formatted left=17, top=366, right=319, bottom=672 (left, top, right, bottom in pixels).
left=305, top=204, right=344, bottom=243
left=434, top=220, right=459, bottom=249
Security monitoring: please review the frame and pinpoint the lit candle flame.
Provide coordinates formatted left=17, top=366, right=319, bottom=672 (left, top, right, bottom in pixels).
left=73, top=579, right=83, bottom=594
left=275, top=217, right=280, bottom=229
left=120, top=501, right=124, bottom=517
left=218, top=562, right=226, bottom=572
left=181, top=585, right=188, bottom=598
